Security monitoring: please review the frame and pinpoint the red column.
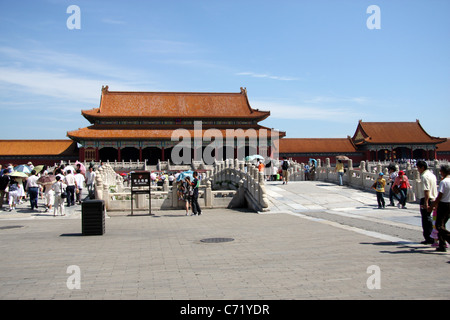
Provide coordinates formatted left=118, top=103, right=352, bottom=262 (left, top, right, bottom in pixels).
left=139, top=147, right=143, bottom=162
left=79, top=147, right=85, bottom=162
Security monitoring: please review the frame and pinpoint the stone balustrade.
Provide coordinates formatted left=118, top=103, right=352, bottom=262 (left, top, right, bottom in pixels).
left=209, top=159, right=269, bottom=212
left=92, top=162, right=239, bottom=213
left=285, top=157, right=447, bottom=203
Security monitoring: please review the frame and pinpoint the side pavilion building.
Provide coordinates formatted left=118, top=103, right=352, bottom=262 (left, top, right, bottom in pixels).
left=279, top=120, right=447, bottom=163
left=351, top=120, right=447, bottom=161
left=67, top=86, right=284, bottom=164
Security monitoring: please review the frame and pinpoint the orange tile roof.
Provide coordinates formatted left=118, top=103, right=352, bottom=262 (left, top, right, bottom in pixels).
left=437, top=138, right=450, bottom=152
left=67, top=125, right=284, bottom=141
left=352, top=120, right=446, bottom=145
left=82, top=86, right=270, bottom=122
left=0, top=140, right=77, bottom=156
left=279, top=138, right=357, bottom=153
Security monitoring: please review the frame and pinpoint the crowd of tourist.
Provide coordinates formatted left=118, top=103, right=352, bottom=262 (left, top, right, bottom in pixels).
left=369, top=161, right=450, bottom=251
left=0, top=161, right=97, bottom=216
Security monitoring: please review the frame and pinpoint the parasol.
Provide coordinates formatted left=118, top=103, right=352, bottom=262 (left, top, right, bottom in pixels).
left=176, top=170, right=194, bottom=181
left=37, top=174, right=56, bottom=185
left=336, top=155, right=350, bottom=161
left=33, top=165, right=45, bottom=174
left=75, top=161, right=86, bottom=174
left=10, top=171, right=29, bottom=178
left=14, top=165, right=32, bottom=174
left=244, top=155, right=264, bottom=161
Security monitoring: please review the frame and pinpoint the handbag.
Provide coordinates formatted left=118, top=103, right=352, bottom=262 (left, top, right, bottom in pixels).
left=392, top=185, right=400, bottom=194
left=60, top=182, right=67, bottom=199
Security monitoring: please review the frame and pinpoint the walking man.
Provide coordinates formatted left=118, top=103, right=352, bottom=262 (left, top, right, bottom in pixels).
left=64, top=169, right=77, bottom=207
left=86, top=166, right=96, bottom=199
left=74, top=169, right=85, bottom=204
left=191, top=171, right=202, bottom=216
left=26, top=170, right=40, bottom=210
left=388, top=165, right=400, bottom=206
left=430, top=165, right=450, bottom=252
left=416, top=160, right=438, bottom=245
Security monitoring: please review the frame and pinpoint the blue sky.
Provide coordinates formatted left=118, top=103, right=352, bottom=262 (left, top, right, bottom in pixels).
left=0, top=0, right=449, bottom=140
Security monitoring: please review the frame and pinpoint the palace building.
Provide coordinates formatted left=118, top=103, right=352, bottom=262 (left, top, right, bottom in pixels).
left=0, top=86, right=448, bottom=167
left=67, top=86, right=284, bottom=164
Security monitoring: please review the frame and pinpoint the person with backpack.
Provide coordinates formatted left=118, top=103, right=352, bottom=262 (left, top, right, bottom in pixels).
left=182, top=176, right=192, bottom=216
left=372, top=172, right=386, bottom=209
left=281, top=157, right=289, bottom=185
left=191, top=171, right=202, bottom=216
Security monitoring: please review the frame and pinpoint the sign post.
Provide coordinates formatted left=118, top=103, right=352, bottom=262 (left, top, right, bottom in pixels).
left=130, top=171, right=151, bottom=215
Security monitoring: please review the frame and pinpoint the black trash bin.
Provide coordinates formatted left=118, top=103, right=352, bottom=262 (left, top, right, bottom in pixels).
left=82, top=200, right=105, bottom=236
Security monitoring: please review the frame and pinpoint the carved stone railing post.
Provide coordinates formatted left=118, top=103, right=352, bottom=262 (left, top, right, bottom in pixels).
left=205, top=180, right=212, bottom=208
left=95, top=174, right=103, bottom=200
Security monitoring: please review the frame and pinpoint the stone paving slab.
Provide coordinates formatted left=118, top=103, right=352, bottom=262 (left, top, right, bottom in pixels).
left=0, top=183, right=449, bottom=301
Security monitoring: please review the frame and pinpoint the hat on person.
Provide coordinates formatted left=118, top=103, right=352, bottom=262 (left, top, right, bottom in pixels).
left=399, top=170, right=405, bottom=175
left=379, top=172, right=383, bottom=176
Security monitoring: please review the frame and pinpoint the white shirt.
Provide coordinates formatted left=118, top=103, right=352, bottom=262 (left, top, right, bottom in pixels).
left=26, top=175, right=39, bottom=189
left=86, top=171, right=96, bottom=185
left=389, top=171, right=398, bottom=183
left=438, top=177, right=450, bottom=203
left=65, top=173, right=76, bottom=186
left=52, top=181, right=66, bottom=195
left=74, top=173, right=85, bottom=189
left=418, top=169, right=438, bottom=200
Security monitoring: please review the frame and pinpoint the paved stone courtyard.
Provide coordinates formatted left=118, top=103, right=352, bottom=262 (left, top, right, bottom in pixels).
left=0, top=181, right=449, bottom=301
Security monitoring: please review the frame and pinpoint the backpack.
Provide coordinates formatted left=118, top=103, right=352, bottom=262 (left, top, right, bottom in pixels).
left=9, top=182, right=18, bottom=192
left=282, top=160, right=289, bottom=170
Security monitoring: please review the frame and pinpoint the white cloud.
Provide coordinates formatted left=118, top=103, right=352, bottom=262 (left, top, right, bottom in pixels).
left=236, top=71, right=299, bottom=81
left=0, top=67, right=105, bottom=104
left=0, top=46, right=141, bottom=80
left=0, top=46, right=157, bottom=105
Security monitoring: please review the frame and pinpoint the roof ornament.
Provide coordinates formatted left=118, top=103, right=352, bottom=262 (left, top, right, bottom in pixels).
left=240, top=87, right=247, bottom=95
left=102, top=85, right=109, bottom=94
